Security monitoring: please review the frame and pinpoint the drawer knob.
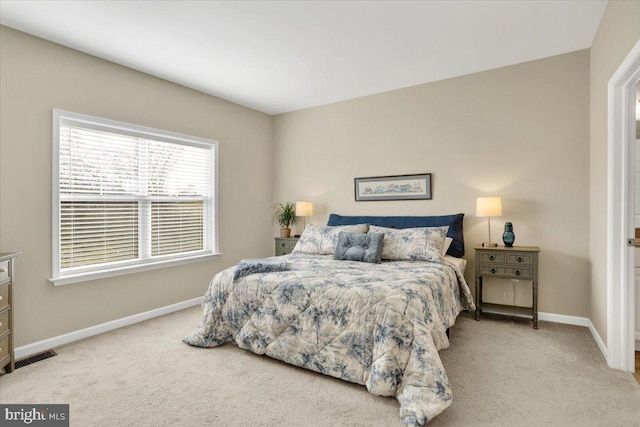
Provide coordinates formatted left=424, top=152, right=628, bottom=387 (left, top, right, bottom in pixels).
left=0, top=296, right=3, bottom=301
left=517, top=257, right=523, bottom=262
left=0, top=267, right=6, bottom=273
left=489, top=255, right=495, bottom=261
left=515, top=270, right=521, bottom=276
left=0, top=322, right=2, bottom=327
left=490, top=268, right=496, bottom=274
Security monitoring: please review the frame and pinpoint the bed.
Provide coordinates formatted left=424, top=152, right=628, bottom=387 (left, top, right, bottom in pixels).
left=184, top=214, right=475, bottom=425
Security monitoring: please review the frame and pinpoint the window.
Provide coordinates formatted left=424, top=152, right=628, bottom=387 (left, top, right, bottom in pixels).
left=51, top=109, right=218, bottom=285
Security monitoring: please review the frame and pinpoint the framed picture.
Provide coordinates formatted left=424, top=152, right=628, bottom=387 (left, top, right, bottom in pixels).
left=354, top=173, right=432, bottom=201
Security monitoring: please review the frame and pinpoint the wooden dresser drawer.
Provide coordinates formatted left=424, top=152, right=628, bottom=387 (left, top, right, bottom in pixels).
left=0, top=260, right=8, bottom=284
left=0, top=285, right=9, bottom=311
left=478, top=251, right=504, bottom=264
left=0, top=308, right=9, bottom=335
left=0, top=333, right=9, bottom=361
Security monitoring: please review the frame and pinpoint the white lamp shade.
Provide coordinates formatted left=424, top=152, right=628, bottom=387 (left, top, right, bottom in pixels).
left=295, top=201, right=313, bottom=216
left=476, top=197, right=502, bottom=217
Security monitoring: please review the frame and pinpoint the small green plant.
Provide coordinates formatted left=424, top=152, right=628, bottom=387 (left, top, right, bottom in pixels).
left=271, top=202, right=299, bottom=230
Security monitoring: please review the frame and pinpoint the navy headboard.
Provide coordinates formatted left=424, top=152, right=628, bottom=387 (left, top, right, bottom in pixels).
left=327, top=213, right=465, bottom=258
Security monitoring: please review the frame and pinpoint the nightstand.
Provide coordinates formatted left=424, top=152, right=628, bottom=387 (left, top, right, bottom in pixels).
left=274, top=237, right=299, bottom=256
left=474, top=245, right=540, bottom=329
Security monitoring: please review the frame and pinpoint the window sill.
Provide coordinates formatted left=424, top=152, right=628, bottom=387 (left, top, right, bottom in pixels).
left=50, top=252, right=222, bottom=286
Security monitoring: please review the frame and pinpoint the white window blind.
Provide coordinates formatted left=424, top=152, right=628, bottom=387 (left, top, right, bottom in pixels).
left=52, top=110, right=218, bottom=285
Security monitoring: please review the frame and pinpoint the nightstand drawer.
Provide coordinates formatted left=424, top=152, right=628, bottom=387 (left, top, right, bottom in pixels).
left=478, top=252, right=505, bottom=264
left=275, top=247, right=290, bottom=256
left=504, top=267, right=532, bottom=279
left=277, top=241, right=297, bottom=250
left=0, top=285, right=8, bottom=310
left=480, top=265, right=505, bottom=275
left=480, top=265, right=532, bottom=279
left=274, top=238, right=299, bottom=256
left=0, top=309, right=9, bottom=335
left=506, top=253, right=534, bottom=265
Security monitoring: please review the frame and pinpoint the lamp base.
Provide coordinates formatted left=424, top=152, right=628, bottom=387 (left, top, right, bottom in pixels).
left=481, top=242, right=498, bottom=247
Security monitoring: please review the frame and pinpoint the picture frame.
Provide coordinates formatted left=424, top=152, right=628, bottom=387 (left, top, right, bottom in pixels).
left=354, top=173, right=432, bottom=201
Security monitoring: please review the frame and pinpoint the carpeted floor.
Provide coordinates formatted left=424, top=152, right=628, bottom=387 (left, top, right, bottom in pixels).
left=1, top=307, right=638, bottom=426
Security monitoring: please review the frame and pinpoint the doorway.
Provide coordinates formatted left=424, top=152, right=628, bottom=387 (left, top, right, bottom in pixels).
left=608, top=39, right=640, bottom=373
left=636, top=81, right=640, bottom=383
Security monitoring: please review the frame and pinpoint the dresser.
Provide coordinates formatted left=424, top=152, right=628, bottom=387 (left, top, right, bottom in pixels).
left=274, top=237, right=299, bottom=256
left=0, top=252, right=20, bottom=374
left=474, top=245, right=540, bottom=329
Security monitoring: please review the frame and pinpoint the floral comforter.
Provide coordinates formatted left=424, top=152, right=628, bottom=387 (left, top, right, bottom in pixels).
left=184, top=254, right=475, bottom=425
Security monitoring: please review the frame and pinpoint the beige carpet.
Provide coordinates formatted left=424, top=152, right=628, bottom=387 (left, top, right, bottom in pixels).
left=1, top=307, right=638, bottom=426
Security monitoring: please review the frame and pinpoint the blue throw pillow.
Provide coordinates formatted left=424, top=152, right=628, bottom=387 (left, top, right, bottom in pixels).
left=334, top=232, right=384, bottom=263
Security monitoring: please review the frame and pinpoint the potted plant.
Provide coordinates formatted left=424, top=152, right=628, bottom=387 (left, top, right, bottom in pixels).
left=271, top=202, right=299, bottom=238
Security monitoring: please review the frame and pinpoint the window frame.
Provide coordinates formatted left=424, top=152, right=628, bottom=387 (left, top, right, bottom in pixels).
left=51, top=109, right=220, bottom=286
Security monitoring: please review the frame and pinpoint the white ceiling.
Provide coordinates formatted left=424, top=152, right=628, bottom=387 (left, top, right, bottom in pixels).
left=0, top=0, right=607, bottom=115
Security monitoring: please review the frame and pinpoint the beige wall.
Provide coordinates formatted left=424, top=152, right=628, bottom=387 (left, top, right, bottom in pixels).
left=0, top=26, right=273, bottom=347
left=589, top=1, right=640, bottom=345
left=273, top=50, right=591, bottom=317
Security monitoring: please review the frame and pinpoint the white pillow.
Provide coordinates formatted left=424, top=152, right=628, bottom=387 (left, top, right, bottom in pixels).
left=369, top=225, right=449, bottom=262
left=442, top=237, right=453, bottom=256
left=292, top=224, right=369, bottom=255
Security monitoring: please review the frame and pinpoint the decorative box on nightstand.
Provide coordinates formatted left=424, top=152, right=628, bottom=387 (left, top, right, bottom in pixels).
left=474, top=245, right=540, bottom=329
left=274, top=237, right=299, bottom=256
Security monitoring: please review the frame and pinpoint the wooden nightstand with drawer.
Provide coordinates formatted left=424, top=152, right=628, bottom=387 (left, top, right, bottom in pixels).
left=0, top=252, right=20, bottom=374
left=274, top=237, right=299, bottom=256
left=474, top=245, right=540, bottom=329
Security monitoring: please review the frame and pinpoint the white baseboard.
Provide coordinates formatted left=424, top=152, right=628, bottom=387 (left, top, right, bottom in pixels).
left=587, top=320, right=608, bottom=361
left=538, top=312, right=607, bottom=360
left=538, top=312, right=590, bottom=327
left=13, top=303, right=617, bottom=362
left=15, top=297, right=203, bottom=360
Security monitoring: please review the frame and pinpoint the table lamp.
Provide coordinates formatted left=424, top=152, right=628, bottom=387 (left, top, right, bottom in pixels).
left=476, top=197, right=502, bottom=247
left=295, top=201, right=313, bottom=232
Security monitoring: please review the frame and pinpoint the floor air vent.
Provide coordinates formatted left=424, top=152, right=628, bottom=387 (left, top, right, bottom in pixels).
left=15, top=350, right=57, bottom=369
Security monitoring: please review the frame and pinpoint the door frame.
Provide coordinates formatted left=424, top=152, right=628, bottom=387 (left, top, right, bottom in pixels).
left=607, top=38, right=640, bottom=372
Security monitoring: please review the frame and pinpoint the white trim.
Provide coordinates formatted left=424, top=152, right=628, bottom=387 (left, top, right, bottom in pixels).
left=13, top=302, right=614, bottom=364
left=51, top=109, right=220, bottom=285
left=50, top=252, right=221, bottom=286
left=538, top=312, right=589, bottom=326
left=606, top=38, right=640, bottom=372
left=588, top=318, right=608, bottom=361
left=15, top=297, right=203, bottom=360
